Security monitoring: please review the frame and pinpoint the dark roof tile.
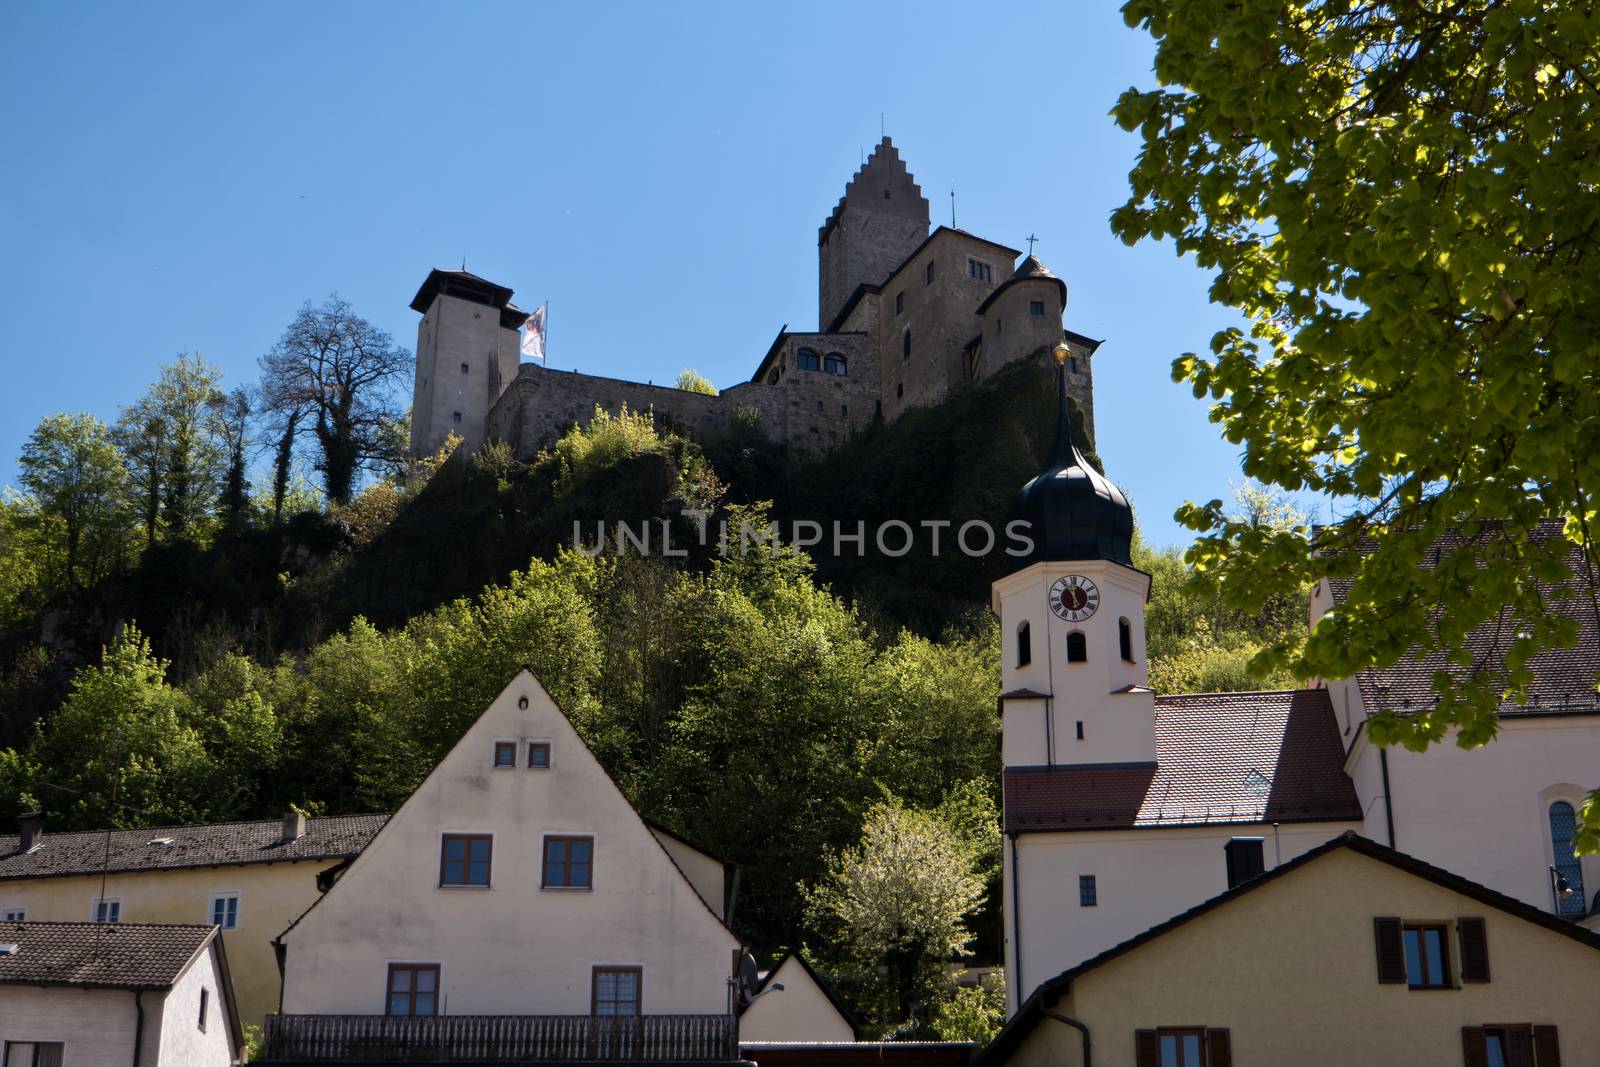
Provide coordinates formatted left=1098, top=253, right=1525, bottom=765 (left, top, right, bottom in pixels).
left=0, top=921, right=216, bottom=989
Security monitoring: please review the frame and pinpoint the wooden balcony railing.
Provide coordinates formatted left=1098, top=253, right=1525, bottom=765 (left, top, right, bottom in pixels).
left=260, top=1012, right=740, bottom=1062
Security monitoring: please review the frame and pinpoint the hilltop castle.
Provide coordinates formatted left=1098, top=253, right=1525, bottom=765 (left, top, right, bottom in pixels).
left=407, top=138, right=1102, bottom=461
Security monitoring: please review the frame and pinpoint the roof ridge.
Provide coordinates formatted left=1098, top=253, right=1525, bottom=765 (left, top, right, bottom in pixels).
left=0, top=811, right=391, bottom=842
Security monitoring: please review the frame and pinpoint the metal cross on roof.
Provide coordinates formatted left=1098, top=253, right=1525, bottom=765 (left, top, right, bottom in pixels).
left=1026, top=234, right=1039, bottom=255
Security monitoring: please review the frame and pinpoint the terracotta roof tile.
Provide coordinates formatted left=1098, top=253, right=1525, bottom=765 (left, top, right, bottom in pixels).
left=0, top=921, right=215, bottom=988
left=1004, top=689, right=1361, bottom=831
left=0, top=814, right=387, bottom=882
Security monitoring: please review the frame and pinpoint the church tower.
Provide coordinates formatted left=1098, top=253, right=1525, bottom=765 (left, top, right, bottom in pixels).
left=817, top=137, right=929, bottom=330
left=992, top=342, right=1152, bottom=769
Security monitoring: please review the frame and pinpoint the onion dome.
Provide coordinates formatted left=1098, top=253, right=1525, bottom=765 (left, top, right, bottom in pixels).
left=1008, top=343, right=1134, bottom=565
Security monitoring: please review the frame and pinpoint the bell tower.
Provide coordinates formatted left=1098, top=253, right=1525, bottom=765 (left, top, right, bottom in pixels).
left=991, top=343, right=1153, bottom=770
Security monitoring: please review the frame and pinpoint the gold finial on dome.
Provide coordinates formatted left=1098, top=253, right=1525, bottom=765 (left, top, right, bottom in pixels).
left=1052, top=341, right=1071, bottom=365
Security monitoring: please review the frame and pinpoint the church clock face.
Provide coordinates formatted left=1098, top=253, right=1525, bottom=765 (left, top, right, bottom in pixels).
left=1049, top=575, right=1100, bottom=622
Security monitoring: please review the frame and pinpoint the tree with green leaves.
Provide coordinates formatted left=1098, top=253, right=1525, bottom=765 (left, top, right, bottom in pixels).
left=17, top=413, right=131, bottom=590
left=115, top=353, right=228, bottom=545
left=211, top=387, right=252, bottom=532
left=1113, top=0, right=1600, bottom=849
left=260, top=296, right=411, bottom=506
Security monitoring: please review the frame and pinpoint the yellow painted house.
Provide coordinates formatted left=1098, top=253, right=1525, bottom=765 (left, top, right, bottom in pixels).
left=0, top=811, right=385, bottom=1030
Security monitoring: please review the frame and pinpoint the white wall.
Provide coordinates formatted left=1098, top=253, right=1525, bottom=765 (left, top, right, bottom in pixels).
left=0, top=987, right=156, bottom=1067
left=281, top=670, right=740, bottom=1017
left=152, top=941, right=237, bottom=1065
left=648, top=828, right=726, bottom=922
left=738, top=957, right=855, bottom=1043
left=1004, top=819, right=1361, bottom=1012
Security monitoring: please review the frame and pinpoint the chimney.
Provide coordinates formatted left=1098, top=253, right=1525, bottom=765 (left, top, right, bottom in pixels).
left=281, top=811, right=306, bottom=844
left=18, top=813, right=43, bottom=853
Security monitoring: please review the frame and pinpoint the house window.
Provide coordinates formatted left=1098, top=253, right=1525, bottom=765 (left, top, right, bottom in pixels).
left=92, top=898, right=121, bottom=923
left=1, top=909, right=23, bottom=922
left=1549, top=801, right=1587, bottom=917
left=199, top=987, right=209, bottom=1031
left=1224, top=838, right=1265, bottom=888
left=1403, top=923, right=1451, bottom=988
left=1076, top=721, right=1085, bottom=740
left=209, top=893, right=240, bottom=929
left=1016, top=622, right=1031, bottom=667
left=1029, top=301, right=1045, bottom=316
left=895, top=292, right=904, bottom=315
left=824, top=352, right=847, bottom=375
left=1119, top=618, right=1134, bottom=662
left=592, top=965, right=642, bottom=1016
left=1463, top=1024, right=1561, bottom=1066
left=1079, top=875, right=1097, bottom=907
left=902, top=330, right=911, bottom=360
left=925, top=262, right=935, bottom=285
left=796, top=348, right=821, bottom=371
left=967, top=258, right=992, bottom=283
left=2, top=1043, right=65, bottom=1067
left=1066, top=631, right=1087, bottom=663
left=543, top=835, right=594, bottom=889
left=439, top=834, right=493, bottom=887
left=386, top=963, right=440, bottom=1017
left=1133, top=1028, right=1226, bottom=1067
left=493, top=741, right=517, bottom=768
left=528, top=742, right=552, bottom=769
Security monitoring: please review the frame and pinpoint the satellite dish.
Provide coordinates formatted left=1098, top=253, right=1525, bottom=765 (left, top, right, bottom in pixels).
left=737, top=952, right=761, bottom=1005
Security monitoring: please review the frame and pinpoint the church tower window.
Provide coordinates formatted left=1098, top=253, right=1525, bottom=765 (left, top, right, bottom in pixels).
left=1549, top=801, right=1587, bottom=916
left=1066, top=631, right=1087, bottom=663
left=1016, top=622, right=1031, bottom=667
left=1119, top=618, right=1134, bottom=662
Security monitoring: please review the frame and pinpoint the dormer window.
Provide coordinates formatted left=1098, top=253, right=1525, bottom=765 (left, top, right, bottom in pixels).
left=1066, top=632, right=1087, bottom=663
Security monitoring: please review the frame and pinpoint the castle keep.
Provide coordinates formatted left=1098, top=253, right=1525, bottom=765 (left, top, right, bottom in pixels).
left=408, top=138, right=1102, bottom=461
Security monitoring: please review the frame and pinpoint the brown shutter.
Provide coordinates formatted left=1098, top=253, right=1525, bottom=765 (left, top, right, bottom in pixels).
left=1135, top=1029, right=1159, bottom=1067
left=1461, top=1028, right=1488, bottom=1067
left=1207, top=1028, right=1232, bottom=1067
left=1506, top=1028, right=1535, bottom=1067
left=1533, top=1025, right=1561, bottom=1067
left=1457, top=917, right=1490, bottom=982
left=1374, top=917, right=1406, bottom=983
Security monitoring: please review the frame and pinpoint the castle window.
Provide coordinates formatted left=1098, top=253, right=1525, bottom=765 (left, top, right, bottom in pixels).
left=452, top=412, right=462, bottom=423
left=967, top=258, right=992, bottom=283
left=1029, top=301, right=1045, bottom=316
left=840, top=404, right=848, bottom=417
left=816, top=401, right=824, bottom=413
left=1066, top=631, right=1087, bottom=663
left=895, top=292, right=904, bottom=315
left=1550, top=801, right=1587, bottom=917
left=797, top=348, right=821, bottom=371
left=461, top=363, right=470, bottom=374
left=1119, top=618, right=1134, bottom=662
left=902, top=331, right=911, bottom=360
left=896, top=383, right=904, bottom=400
left=824, top=352, right=847, bottom=376
left=925, top=262, right=935, bottom=285
left=1016, top=622, right=1031, bottom=667
left=1070, top=356, right=1078, bottom=372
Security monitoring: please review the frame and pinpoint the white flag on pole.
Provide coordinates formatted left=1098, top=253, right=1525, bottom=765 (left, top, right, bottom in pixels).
left=521, top=303, right=548, bottom=363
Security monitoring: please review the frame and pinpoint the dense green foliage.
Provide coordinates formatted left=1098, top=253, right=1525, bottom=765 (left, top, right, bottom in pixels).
left=1114, top=0, right=1600, bottom=848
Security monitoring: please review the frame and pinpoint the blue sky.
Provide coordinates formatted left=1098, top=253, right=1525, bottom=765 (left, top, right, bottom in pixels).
left=0, top=1, right=1276, bottom=549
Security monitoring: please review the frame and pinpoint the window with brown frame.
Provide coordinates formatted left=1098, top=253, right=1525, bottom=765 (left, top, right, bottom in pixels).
left=1462, top=1023, right=1561, bottom=1067
left=493, top=742, right=517, bottom=768
left=1134, top=1027, right=1231, bottom=1067
left=543, top=835, right=594, bottom=889
left=1402, top=923, right=1451, bottom=988
left=386, top=963, right=440, bottom=1017
left=592, top=965, right=642, bottom=1016
left=439, top=834, right=492, bottom=887
left=528, top=742, right=552, bottom=769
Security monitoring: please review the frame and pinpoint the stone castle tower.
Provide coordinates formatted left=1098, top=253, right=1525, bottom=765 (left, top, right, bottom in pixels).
left=408, top=138, right=1102, bottom=462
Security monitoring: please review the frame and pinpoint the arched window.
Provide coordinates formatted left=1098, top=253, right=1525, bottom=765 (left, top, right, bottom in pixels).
left=1550, top=801, right=1587, bottom=917
left=1066, top=631, right=1087, bottom=663
left=1016, top=622, right=1031, bottom=667
left=824, top=352, right=848, bottom=376
left=796, top=348, right=820, bottom=371
left=902, top=330, right=912, bottom=360
left=1118, top=618, right=1134, bottom=662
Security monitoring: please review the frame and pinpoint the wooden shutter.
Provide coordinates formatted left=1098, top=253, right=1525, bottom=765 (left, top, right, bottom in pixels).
left=1206, top=1028, right=1232, bottom=1067
left=1532, top=1025, right=1561, bottom=1067
left=1374, top=917, right=1406, bottom=983
left=1461, top=1028, right=1488, bottom=1067
left=1457, top=917, right=1490, bottom=982
left=1506, top=1028, right=1535, bottom=1067
left=1135, top=1030, right=1159, bottom=1067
